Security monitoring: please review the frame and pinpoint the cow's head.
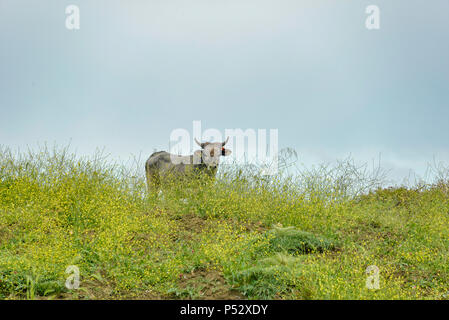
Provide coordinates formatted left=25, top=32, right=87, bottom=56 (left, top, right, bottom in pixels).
left=194, top=137, right=232, bottom=168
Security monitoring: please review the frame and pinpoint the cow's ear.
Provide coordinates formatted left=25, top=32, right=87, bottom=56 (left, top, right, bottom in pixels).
left=222, top=148, right=232, bottom=156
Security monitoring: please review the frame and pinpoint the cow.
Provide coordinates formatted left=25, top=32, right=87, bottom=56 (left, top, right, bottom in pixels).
left=145, top=137, right=232, bottom=192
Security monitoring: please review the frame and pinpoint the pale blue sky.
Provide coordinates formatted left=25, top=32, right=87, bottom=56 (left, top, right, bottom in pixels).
left=1, top=0, right=448, bottom=183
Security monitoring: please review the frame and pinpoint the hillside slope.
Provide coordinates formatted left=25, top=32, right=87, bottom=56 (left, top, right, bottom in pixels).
left=0, top=146, right=448, bottom=299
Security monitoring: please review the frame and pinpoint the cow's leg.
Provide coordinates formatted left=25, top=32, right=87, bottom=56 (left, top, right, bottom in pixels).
left=146, top=169, right=160, bottom=194
left=146, top=170, right=152, bottom=193
left=153, top=172, right=161, bottom=192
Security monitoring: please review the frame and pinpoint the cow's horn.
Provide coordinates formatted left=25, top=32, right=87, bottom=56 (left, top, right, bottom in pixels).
left=194, top=138, right=204, bottom=148
left=222, top=136, right=229, bottom=146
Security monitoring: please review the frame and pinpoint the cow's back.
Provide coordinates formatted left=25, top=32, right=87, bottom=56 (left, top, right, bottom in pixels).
left=146, top=151, right=195, bottom=172
left=146, top=151, right=171, bottom=171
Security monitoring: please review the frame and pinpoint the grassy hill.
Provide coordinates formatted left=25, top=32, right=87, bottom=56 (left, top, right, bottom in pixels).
left=0, top=145, right=448, bottom=299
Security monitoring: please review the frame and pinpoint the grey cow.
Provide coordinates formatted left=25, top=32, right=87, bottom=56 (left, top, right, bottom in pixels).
left=145, top=137, right=232, bottom=191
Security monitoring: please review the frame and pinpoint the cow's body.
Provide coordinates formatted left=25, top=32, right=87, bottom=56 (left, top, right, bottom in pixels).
left=145, top=139, right=231, bottom=191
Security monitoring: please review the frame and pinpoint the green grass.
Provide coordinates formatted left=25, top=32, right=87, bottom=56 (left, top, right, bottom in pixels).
left=268, top=225, right=338, bottom=255
left=0, top=145, right=448, bottom=300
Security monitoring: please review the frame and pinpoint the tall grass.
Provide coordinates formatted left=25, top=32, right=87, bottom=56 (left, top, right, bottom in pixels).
left=0, top=144, right=448, bottom=299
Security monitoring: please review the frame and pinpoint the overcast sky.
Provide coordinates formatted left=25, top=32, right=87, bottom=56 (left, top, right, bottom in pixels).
left=1, top=0, right=448, bottom=183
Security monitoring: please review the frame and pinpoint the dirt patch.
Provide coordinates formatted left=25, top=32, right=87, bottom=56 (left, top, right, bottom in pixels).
left=177, top=269, right=245, bottom=300
left=0, top=226, right=13, bottom=244
left=179, top=213, right=207, bottom=231
left=346, top=221, right=403, bottom=244
left=57, top=272, right=168, bottom=300
left=390, top=265, right=441, bottom=296
left=241, top=220, right=267, bottom=233
left=112, top=289, right=168, bottom=300
left=174, top=213, right=208, bottom=241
